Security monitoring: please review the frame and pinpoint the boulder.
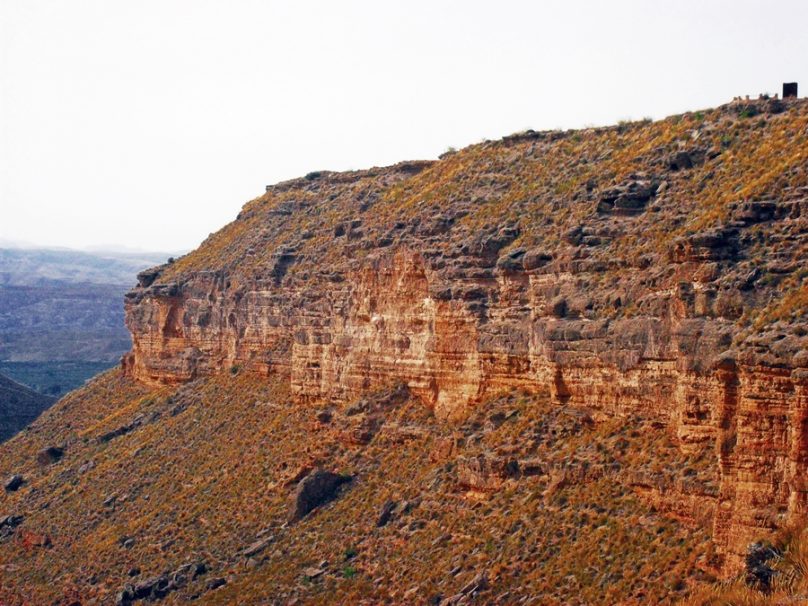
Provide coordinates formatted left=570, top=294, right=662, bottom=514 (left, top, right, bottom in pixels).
left=117, top=561, right=208, bottom=604
left=462, top=226, right=519, bottom=259
left=315, top=409, right=333, bottom=424
left=136, top=576, right=170, bottom=600
left=206, top=577, right=226, bottom=591
left=668, top=148, right=706, bottom=171
left=522, top=248, right=553, bottom=271
left=4, top=474, right=23, bottom=492
left=564, top=226, right=584, bottom=245
left=240, top=535, right=274, bottom=558
left=549, top=296, right=568, bottom=318
left=121, top=537, right=136, bottom=549
left=376, top=500, right=398, bottom=527
left=519, top=458, right=545, bottom=477
left=745, top=542, right=780, bottom=593
left=440, top=571, right=490, bottom=605
left=597, top=179, right=659, bottom=215
left=136, top=266, right=162, bottom=288
left=0, top=514, right=23, bottom=529
left=37, top=446, right=64, bottom=465
left=495, top=248, right=525, bottom=272
left=303, top=565, right=327, bottom=580
left=289, top=469, right=352, bottom=521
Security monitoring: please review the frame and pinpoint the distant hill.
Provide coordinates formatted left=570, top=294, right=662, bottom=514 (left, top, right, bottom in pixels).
left=0, top=371, right=54, bottom=442
left=0, top=247, right=171, bottom=287
left=0, top=247, right=172, bottom=363
left=0, top=247, right=174, bottom=438
left=0, top=361, right=115, bottom=397
left=0, top=281, right=132, bottom=362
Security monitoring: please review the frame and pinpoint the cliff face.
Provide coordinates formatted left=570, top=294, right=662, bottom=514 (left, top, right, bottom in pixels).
left=124, top=97, right=808, bottom=571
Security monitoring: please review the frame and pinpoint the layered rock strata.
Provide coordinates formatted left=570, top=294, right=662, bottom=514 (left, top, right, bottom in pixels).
left=124, top=97, right=808, bottom=570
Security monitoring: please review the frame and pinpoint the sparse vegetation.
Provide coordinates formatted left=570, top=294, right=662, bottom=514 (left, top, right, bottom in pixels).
left=0, top=373, right=719, bottom=604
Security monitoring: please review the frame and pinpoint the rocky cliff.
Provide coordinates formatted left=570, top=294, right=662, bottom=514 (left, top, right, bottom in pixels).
left=122, top=96, right=808, bottom=572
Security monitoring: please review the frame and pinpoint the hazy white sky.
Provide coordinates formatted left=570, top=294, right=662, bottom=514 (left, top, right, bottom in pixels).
left=1, top=0, right=807, bottom=252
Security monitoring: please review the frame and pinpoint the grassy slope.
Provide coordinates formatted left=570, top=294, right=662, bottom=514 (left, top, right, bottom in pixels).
left=0, top=369, right=716, bottom=605
left=683, top=523, right=808, bottom=605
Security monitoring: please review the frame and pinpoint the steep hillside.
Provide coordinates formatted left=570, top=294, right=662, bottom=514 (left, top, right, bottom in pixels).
left=1, top=95, right=807, bottom=604
left=125, top=96, right=808, bottom=569
left=0, top=372, right=54, bottom=442
left=0, top=370, right=716, bottom=605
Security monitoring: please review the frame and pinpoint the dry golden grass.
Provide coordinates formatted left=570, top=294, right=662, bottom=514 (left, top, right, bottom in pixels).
left=0, top=374, right=716, bottom=605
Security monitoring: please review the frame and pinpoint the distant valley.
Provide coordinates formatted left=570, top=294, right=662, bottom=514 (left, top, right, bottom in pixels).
left=0, top=247, right=172, bottom=438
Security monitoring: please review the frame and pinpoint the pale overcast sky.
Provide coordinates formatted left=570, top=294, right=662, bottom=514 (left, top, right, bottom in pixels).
left=1, top=0, right=806, bottom=252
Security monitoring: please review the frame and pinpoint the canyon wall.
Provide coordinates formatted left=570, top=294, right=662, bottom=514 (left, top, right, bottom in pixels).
left=123, top=98, right=808, bottom=571
left=124, top=247, right=808, bottom=571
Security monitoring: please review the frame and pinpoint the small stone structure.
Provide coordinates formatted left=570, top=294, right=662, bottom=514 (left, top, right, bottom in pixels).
left=783, top=82, right=798, bottom=98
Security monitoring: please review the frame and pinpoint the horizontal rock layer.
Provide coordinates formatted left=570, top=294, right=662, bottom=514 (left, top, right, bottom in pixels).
left=124, top=248, right=808, bottom=571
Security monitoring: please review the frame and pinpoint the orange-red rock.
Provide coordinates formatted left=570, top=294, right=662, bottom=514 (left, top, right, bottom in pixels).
left=123, top=97, right=808, bottom=573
